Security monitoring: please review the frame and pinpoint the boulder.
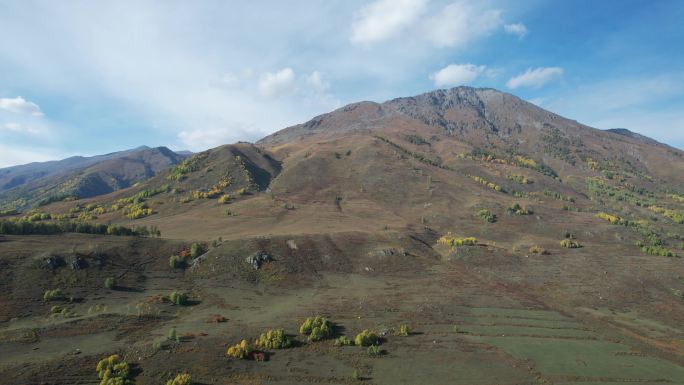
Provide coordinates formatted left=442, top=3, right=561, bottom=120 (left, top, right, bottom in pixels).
left=245, top=251, right=272, bottom=270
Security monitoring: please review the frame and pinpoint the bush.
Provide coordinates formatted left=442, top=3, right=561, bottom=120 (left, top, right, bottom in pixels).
left=189, top=243, right=205, bottom=258
left=507, top=203, right=531, bottom=215
left=352, top=370, right=361, bottom=380
left=255, top=329, right=292, bottom=349
left=507, top=174, right=532, bottom=184
left=168, top=326, right=178, bottom=342
left=637, top=242, right=677, bottom=257
left=43, top=288, right=64, bottom=302
left=354, top=330, right=379, bottom=346
left=166, top=374, right=192, bottom=385
left=169, top=291, right=188, bottom=306
left=367, top=344, right=381, bottom=357
left=334, top=336, right=353, bottom=346
left=96, top=354, right=131, bottom=385
left=104, top=277, right=116, bottom=290
left=529, top=246, right=549, bottom=255
left=226, top=339, right=253, bottom=359
left=438, top=235, right=477, bottom=247
left=478, top=209, right=497, bottom=223
left=299, top=316, right=334, bottom=341
left=218, top=194, right=232, bottom=204
left=560, top=239, right=582, bottom=248
left=169, top=255, right=185, bottom=269
left=394, top=324, right=410, bottom=337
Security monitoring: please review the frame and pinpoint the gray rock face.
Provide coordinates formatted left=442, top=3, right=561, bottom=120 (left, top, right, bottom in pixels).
left=245, top=251, right=272, bottom=270
left=40, top=255, right=65, bottom=270
left=70, top=257, right=88, bottom=270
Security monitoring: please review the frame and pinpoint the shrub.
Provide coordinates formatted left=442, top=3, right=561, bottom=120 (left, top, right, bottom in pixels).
left=438, top=235, right=477, bottom=247
left=596, top=212, right=629, bottom=225
left=104, top=277, right=116, bottom=290
left=168, top=326, right=178, bottom=342
left=354, top=330, right=379, bottom=346
left=529, top=246, right=549, bottom=255
left=226, top=339, right=253, bottom=359
left=43, top=288, right=64, bottom=301
left=255, top=329, right=292, bottom=349
left=507, top=203, right=531, bottom=215
left=507, top=174, right=532, bottom=184
left=169, top=291, right=188, bottom=306
left=367, top=344, right=381, bottom=357
left=469, top=175, right=506, bottom=193
left=299, top=316, right=334, bottom=341
left=334, top=336, right=353, bottom=346
left=218, top=194, right=232, bottom=204
left=560, top=239, right=582, bottom=248
left=166, top=373, right=192, bottom=385
left=189, top=243, right=205, bottom=258
left=352, top=370, right=361, bottom=380
left=394, top=324, right=410, bottom=336
left=637, top=242, right=677, bottom=257
left=169, top=255, right=185, bottom=269
left=477, top=209, right=497, bottom=223
left=50, top=304, right=76, bottom=318
left=96, top=354, right=131, bottom=385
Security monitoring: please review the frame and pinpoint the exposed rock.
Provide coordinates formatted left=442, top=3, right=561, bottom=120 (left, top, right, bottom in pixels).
left=40, top=255, right=65, bottom=270
left=70, top=256, right=88, bottom=270
left=245, top=251, right=272, bottom=270
left=286, top=239, right=297, bottom=250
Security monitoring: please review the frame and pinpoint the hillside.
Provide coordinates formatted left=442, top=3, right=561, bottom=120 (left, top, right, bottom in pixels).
left=0, top=146, right=187, bottom=211
left=2, top=87, right=684, bottom=385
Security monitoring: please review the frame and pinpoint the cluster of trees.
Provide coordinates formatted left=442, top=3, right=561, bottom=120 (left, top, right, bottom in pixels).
left=506, top=174, right=532, bottom=185
left=167, top=152, right=208, bottom=181
left=255, top=329, right=292, bottom=349
left=438, top=235, right=478, bottom=247
left=0, top=219, right=158, bottom=237
left=166, top=373, right=192, bottom=385
left=635, top=241, right=677, bottom=257
left=478, top=209, right=497, bottom=223
left=124, top=202, right=153, bottom=219
left=96, top=354, right=131, bottom=385
left=649, top=205, right=684, bottom=224
left=226, top=339, right=253, bottom=359
left=543, top=189, right=576, bottom=202
left=560, top=239, right=582, bottom=248
left=299, top=316, right=334, bottom=341
left=470, top=175, right=506, bottom=193
left=508, top=203, right=531, bottom=215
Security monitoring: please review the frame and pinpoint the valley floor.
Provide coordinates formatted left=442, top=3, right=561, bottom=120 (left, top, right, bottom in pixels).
left=1, top=232, right=684, bottom=385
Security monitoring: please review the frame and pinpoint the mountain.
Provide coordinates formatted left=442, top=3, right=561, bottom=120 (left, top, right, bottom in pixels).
left=4, top=87, right=684, bottom=384
left=0, top=146, right=187, bottom=210
left=23, top=86, right=682, bottom=246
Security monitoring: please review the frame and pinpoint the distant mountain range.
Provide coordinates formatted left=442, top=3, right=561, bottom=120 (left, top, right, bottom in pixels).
left=0, top=146, right=189, bottom=210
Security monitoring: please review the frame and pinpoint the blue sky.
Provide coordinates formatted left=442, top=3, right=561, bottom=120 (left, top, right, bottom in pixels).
left=0, top=0, right=682, bottom=167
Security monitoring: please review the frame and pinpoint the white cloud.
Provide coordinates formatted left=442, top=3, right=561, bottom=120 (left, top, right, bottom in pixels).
left=178, top=124, right=260, bottom=150
left=423, top=1, right=502, bottom=48
left=304, top=71, right=330, bottom=94
left=0, top=96, right=43, bottom=116
left=350, top=0, right=428, bottom=45
left=0, top=143, right=61, bottom=168
left=506, top=67, right=563, bottom=89
left=258, top=68, right=296, bottom=98
left=504, top=23, right=528, bottom=39
left=430, top=64, right=486, bottom=87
